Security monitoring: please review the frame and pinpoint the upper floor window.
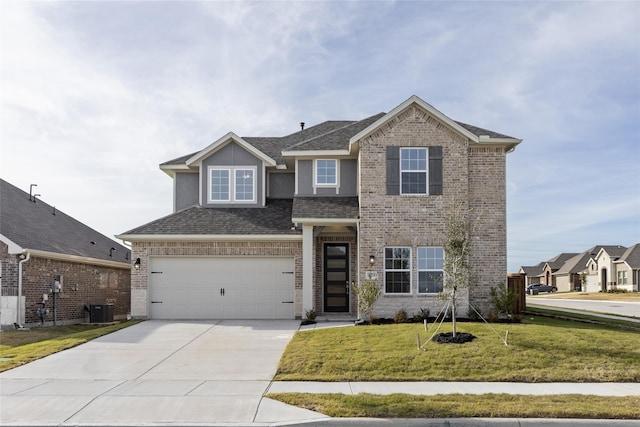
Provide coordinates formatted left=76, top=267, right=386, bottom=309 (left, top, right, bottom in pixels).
left=384, top=247, right=411, bottom=294
left=209, top=166, right=256, bottom=203
left=315, top=159, right=338, bottom=186
left=400, top=148, right=427, bottom=194
left=418, top=247, right=444, bottom=293
left=386, top=146, right=442, bottom=196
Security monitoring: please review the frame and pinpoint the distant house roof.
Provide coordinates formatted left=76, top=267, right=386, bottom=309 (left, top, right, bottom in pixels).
left=118, top=199, right=301, bottom=239
left=292, top=197, right=359, bottom=222
left=554, top=252, right=592, bottom=275
left=616, top=244, right=640, bottom=269
left=0, top=179, right=129, bottom=265
left=519, top=262, right=545, bottom=276
left=544, top=253, right=580, bottom=271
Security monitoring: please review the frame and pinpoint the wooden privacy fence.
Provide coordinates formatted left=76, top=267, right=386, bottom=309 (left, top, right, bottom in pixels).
left=507, top=273, right=526, bottom=315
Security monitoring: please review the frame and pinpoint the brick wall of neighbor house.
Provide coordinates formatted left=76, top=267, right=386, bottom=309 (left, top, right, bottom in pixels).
left=0, top=242, right=19, bottom=296
left=358, top=106, right=507, bottom=318
left=131, top=241, right=303, bottom=318
left=467, top=146, right=507, bottom=314
left=314, top=234, right=357, bottom=316
left=0, top=246, right=131, bottom=326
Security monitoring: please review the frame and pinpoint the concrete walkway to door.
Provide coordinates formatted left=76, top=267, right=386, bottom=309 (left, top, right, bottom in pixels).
left=0, top=320, right=326, bottom=426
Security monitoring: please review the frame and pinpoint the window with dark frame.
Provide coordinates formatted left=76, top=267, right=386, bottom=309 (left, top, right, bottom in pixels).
left=400, top=148, right=427, bottom=194
left=418, top=247, right=444, bottom=293
left=384, top=247, right=411, bottom=294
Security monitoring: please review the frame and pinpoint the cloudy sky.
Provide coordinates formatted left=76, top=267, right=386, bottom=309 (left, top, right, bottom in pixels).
left=1, top=1, right=639, bottom=272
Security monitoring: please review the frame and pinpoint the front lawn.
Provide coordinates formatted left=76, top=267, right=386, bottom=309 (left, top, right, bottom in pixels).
left=269, top=393, right=640, bottom=419
left=275, top=316, right=640, bottom=382
left=0, top=321, right=140, bottom=372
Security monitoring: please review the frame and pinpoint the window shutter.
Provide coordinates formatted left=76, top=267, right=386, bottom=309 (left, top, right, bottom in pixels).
left=386, top=146, right=400, bottom=195
left=429, top=146, right=443, bottom=195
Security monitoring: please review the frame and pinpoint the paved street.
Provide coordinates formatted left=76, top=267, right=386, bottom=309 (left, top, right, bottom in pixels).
left=527, top=296, right=640, bottom=318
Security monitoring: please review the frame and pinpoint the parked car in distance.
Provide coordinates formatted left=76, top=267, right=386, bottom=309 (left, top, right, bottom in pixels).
left=526, top=283, right=558, bottom=295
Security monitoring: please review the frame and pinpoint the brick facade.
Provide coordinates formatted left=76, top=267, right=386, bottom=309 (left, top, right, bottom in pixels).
left=358, top=105, right=506, bottom=318
left=0, top=242, right=131, bottom=327
left=130, top=240, right=303, bottom=318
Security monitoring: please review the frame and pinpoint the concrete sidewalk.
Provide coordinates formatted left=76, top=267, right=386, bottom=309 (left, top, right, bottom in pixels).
left=268, top=380, right=640, bottom=396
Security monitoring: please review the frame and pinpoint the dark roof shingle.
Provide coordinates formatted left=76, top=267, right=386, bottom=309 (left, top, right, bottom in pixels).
left=292, top=197, right=359, bottom=220
left=121, top=199, right=299, bottom=236
left=0, top=179, right=130, bottom=263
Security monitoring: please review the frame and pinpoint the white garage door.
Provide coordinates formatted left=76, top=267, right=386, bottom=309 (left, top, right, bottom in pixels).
left=148, top=257, right=295, bottom=319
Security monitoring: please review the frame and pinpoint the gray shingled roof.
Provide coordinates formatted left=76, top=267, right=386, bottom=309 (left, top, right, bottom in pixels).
left=554, top=252, right=592, bottom=275
left=160, top=112, right=514, bottom=167
left=292, top=197, right=359, bottom=220
left=0, top=179, right=130, bottom=263
left=284, top=114, right=386, bottom=152
left=545, top=253, right=580, bottom=271
left=618, top=244, right=640, bottom=268
left=121, top=199, right=300, bottom=236
left=520, top=262, right=545, bottom=276
left=455, top=121, right=516, bottom=139
left=601, top=245, right=628, bottom=259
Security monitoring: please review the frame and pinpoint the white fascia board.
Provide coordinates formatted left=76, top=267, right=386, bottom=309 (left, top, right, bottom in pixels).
left=187, top=132, right=276, bottom=167
left=275, top=164, right=288, bottom=170
left=291, top=218, right=359, bottom=226
left=281, top=150, right=350, bottom=157
left=19, top=249, right=130, bottom=270
left=0, top=234, right=24, bottom=254
left=349, top=95, right=480, bottom=146
left=477, top=136, right=523, bottom=152
left=160, top=164, right=193, bottom=178
left=116, top=234, right=302, bottom=242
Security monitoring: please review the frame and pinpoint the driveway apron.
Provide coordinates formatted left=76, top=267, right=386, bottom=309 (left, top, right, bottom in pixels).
left=0, top=320, right=323, bottom=426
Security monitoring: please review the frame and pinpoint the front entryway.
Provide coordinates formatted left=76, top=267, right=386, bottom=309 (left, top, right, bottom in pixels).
left=323, top=243, right=349, bottom=312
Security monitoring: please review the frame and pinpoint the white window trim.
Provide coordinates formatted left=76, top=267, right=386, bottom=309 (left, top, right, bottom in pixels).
left=383, top=246, right=412, bottom=295
left=314, top=159, right=339, bottom=187
left=417, top=246, right=444, bottom=294
left=208, top=165, right=257, bottom=204
left=399, top=147, right=428, bottom=195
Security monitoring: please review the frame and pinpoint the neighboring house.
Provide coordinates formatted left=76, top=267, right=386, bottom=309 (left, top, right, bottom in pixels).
left=0, top=179, right=131, bottom=328
left=518, top=263, right=545, bottom=287
left=539, top=253, right=579, bottom=288
left=613, top=244, right=640, bottom=292
left=519, top=244, right=640, bottom=293
left=586, top=245, right=631, bottom=292
left=117, top=95, right=522, bottom=320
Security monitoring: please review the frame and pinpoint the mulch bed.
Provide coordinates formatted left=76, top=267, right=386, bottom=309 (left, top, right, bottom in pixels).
left=432, top=332, right=477, bottom=344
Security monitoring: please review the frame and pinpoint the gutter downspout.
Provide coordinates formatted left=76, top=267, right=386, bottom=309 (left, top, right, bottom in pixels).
left=17, top=251, right=30, bottom=328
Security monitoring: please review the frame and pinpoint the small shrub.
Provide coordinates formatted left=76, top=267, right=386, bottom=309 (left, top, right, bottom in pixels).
left=607, top=289, right=628, bottom=294
left=413, top=307, right=430, bottom=323
left=466, top=306, right=483, bottom=321
left=394, top=308, right=409, bottom=324
left=301, top=308, right=317, bottom=325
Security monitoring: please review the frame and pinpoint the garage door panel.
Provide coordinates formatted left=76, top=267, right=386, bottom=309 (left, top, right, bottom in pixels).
left=149, top=257, right=294, bottom=320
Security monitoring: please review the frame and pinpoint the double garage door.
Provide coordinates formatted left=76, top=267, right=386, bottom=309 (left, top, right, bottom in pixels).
left=148, top=257, right=295, bottom=319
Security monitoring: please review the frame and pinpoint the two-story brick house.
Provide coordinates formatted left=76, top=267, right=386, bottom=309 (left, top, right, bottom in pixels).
left=118, top=96, right=521, bottom=320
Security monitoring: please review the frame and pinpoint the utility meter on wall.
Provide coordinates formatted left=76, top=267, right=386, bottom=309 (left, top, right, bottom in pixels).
left=53, top=275, right=63, bottom=293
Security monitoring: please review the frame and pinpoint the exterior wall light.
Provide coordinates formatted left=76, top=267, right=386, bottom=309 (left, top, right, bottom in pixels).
left=134, top=258, right=141, bottom=269
left=369, top=255, right=375, bottom=265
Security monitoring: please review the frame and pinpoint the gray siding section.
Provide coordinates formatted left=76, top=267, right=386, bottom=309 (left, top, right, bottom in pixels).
left=340, top=159, right=357, bottom=196
left=175, top=173, right=199, bottom=212
left=268, top=173, right=295, bottom=198
left=296, top=159, right=357, bottom=197
left=297, top=160, right=313, bottom=195
left=201, top=142, right=263, bottom=208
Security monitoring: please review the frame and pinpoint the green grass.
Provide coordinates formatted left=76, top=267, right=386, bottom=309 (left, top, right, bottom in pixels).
left=268, top=393, right=640, bottom=419
left=0, top=321, right=140, bottom=372
left=275, top=317, right=640, bottom=382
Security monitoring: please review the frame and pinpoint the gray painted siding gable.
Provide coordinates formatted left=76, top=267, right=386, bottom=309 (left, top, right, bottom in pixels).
left=296, top=159, right=357, bottom=197
left=200, top=142, right=264, bottom=208
left=175, top=172, right=199, bottom=212
left=268, top=172, right=295, bottom=199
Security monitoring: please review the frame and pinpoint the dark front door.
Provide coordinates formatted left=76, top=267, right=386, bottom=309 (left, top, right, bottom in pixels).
left=324, top=243, right=349, bottom=312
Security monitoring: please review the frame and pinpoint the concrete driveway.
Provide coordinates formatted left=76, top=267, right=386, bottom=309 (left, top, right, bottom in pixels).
left=0, top=320, right=326, bottom=426
left=526, top=297, right=640, bottom=319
